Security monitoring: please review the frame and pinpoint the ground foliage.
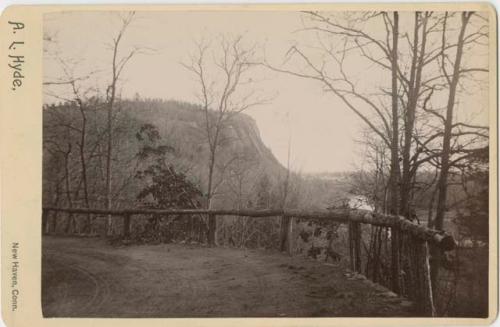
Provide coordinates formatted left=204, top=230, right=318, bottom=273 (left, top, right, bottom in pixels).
left=129, top=124, right=205, bottom=244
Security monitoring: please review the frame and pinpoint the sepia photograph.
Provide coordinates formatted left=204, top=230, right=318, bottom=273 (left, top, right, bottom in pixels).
left=40, top=8, right=492, bottom=319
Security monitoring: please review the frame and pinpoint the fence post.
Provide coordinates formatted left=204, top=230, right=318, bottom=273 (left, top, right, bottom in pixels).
left=208, top=213, right=217, bottom=247
left=280, top=215, right=290, bottom=252
left=123, top=214, right=131, bottom=239
left=421, top=241, right=436, bottom=316
left=354, top=222, right=361, bottom=273
left=287, top=216, right=294, bottom=255
left=391, top=224, right=401, bottom=294
left=348, top=221, right=362, bottom=273
left=348, top=221, right=354, bottom=271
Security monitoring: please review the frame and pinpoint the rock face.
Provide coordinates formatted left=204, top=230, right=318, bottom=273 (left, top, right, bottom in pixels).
left=122, top=99, right=286, bottom=207
left=121, top=99, right=286, bottom=181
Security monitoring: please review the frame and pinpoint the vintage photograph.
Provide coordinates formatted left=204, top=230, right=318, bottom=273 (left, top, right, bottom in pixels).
left=41, top=9, right=491, bottom=318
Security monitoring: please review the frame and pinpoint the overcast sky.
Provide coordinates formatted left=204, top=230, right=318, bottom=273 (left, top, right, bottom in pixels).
left=44, top=11, right=489, bottom=173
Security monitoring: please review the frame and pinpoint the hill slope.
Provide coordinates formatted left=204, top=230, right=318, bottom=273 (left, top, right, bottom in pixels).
left=43, top=98, right=286, bottom=209
left=121, top=99, right=283, bottom=176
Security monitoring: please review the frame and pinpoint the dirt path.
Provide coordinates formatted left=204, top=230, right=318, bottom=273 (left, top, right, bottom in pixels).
left=42, top=236, right=415, bottom=317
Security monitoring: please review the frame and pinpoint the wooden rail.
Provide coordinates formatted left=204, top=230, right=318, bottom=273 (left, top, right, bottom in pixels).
left=42, top=206, right=456, bottom=317
left=43, top=206, right=455, bottom=250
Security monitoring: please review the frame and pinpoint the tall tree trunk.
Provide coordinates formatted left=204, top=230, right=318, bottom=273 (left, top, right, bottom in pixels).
left=63, top=144, right=74, bottom=234
left=389, top=11, right=400, bottom=216
left=206, top=118, right=223, bottom=210
left=431, top=11, right=472, bottom=298
left=105, top=95, right=114, bottom=235
left=206, top=149, right=216, bottom=209
left=401, top=12, right=428, bottom=219
left=206, top=141, right=218, bottom=245
left=434, top=12, right=471, bottom=231
left=50, top=178, right=63, bottom=233
left=105, top=41, right=119, bottom=236
left=104, top=12, right=135, bottom=236
left=77, top=102, right=91, bottom=233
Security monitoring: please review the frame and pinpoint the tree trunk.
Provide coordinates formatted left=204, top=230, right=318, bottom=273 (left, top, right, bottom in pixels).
left=434, top=12, right=471, bottom=231
left=206, top=149, right=216, bottom=209
left=50, top=179, right=62, bottom=234
left=105, top=52, right=118, bottom=237
left=431, top=11, right=472, bottom=296
left=105, top=101, right=113, bottom=235
left=77, top=103, right=91, bottom=233
left=63, top=144, right=74, bottom=234
left=104, top=13, right=135, bottom=236
left=401, top=12, right=428, bottom=218
left=205, top=138, right=219, bottom=245
left=389, top=11, right=400, bottom=216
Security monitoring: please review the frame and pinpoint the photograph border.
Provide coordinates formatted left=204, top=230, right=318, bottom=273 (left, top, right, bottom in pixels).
left=0, top=3, right=497, bottom=326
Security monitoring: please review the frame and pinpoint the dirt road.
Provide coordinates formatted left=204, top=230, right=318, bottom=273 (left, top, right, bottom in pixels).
left=42, top=236, right=414, bottom=317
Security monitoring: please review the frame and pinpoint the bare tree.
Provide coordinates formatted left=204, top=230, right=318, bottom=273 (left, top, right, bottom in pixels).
left=424, top=11, right=489, bottom=295
left=265, top=11, right=402, bottom=214
left=353, top=127, right=391, bottom=213
left=45, top=58, right=101, bottom=233
left=389, top=11, right=400, bottom=216
left=434, top=12, right=474, bottom=231
left=182, top=35, right=270, bottom=243
left=104, top=12, right=139, bottom=235
left=226, top=149, right=257, bottom=210
left=43, top=121, right=75, bottom=234
left=265, top=11, right=488, bottom=223
left=182, top=35, right=269, bottom=208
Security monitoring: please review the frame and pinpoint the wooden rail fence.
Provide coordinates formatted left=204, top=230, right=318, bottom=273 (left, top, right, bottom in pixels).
left=42, top=206, right=455, bottom=316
